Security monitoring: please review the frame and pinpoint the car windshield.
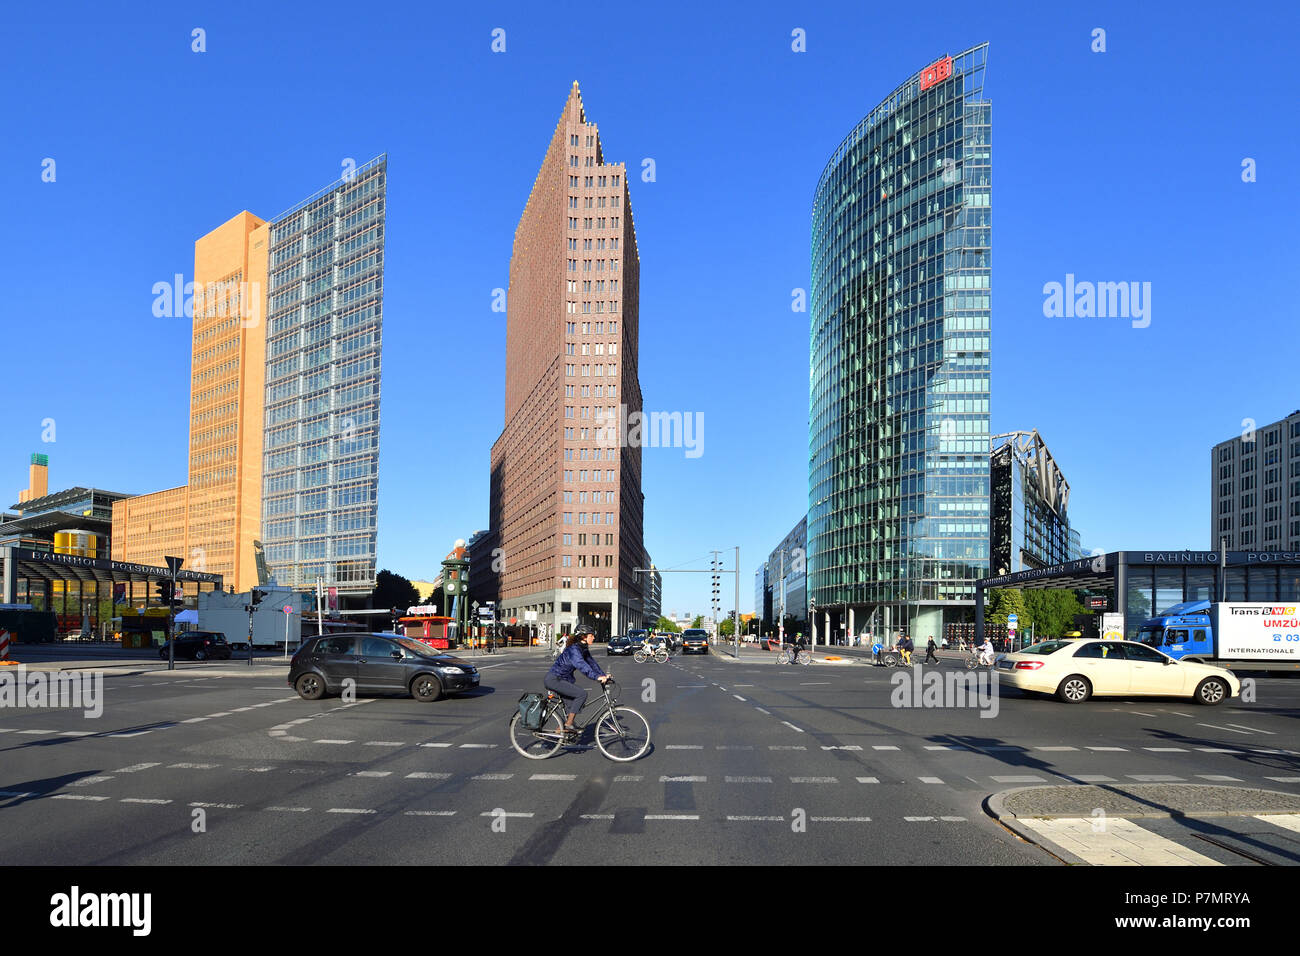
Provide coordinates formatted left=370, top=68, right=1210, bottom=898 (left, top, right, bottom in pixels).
left=393, top=638, right=439, bottom=658
left=1019, top=641, right=1072, bottom=655
left=1137, top=627, right=1163, bottom=647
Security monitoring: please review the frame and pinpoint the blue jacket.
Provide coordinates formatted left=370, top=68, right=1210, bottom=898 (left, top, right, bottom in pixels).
left=548, top=642, right=607, bottom=683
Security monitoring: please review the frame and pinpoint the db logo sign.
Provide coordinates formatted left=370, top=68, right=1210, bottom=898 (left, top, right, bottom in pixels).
left=920, top=56, right=953, bottom=91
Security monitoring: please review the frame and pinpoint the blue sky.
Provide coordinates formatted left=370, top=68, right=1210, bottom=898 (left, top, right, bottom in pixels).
left=3, top=1, right=1295, bottom=617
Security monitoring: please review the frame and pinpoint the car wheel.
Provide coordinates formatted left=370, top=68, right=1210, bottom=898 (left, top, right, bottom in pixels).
left=1056, top=675, right=1091, bottom=703
left=1195, top=677, right=1229, bottom=706
left=295, top=673, right=326, bottom=700
left=194, top=649, right=208, bottom=661
left=411, top=674, right=443, bottom=702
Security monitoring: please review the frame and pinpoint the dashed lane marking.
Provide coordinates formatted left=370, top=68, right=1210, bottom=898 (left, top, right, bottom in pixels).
left=780, top=721, right=804, bottom=733
left=351, top=771, right=391, bottom=778
left=364, top=741, right=405, bottom=747
left=405, top=772, right=452, bottom=780
left=313, top=740, right=354, bottom=745
left=1197, top=724, right=1252, bottom=735
left=811, top=816, right=873, bottom=822
left=872, top=746, right=900, bottom=751
left=1127, top=775, right=1185, bottom=782
left=121, top=798, right=172, bottom=805
left=645, top=814, right=699, bottom=821
left=754, top=707, right=771, bottom=715
left=471, top=773, right=514, bottom=781
left=856, top=777, right=880, bottom=784
left=479, top=811, right=534, bottom=818
left=1227, top=723, right=1275, bottom=735
left=992, top=775, right=1047, bottom=783
left=530, top=774, right=577, bottom=781
left=665, top=745, right=703, bottom=750
left=918, top=777, right=944, bottom=784
left=660, top=775, right=707, bottom=783
left=114, top=763, right=161, bottom=773
left=790, top=777, right=839, bottom=784
left=405, top=810, right=457, bottom=817
left=326, top=808, right=377, bottom=815
left=1197, top=775, right=1242, bottom=782
left=266, top=807, right=312, bottom=813
left=724, top=776, right=773, bottom=783
left=51, top=794, right=109, bottom=801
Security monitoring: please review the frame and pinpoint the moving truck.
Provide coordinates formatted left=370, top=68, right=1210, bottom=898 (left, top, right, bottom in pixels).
left=1136, top=601, right=1300, bottom=673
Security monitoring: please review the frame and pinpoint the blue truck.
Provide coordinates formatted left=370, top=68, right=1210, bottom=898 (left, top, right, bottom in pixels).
left=1136, top=600, right=1300, bottom=673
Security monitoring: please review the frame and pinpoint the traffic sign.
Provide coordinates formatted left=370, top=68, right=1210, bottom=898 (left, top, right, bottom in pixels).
left=282, top=604, right=293, bottom=615
left=1007, top=614, right=1018, bottom=626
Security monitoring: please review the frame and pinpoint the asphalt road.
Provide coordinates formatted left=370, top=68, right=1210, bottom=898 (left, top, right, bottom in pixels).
left=2, top=648, right=1298, bottom=865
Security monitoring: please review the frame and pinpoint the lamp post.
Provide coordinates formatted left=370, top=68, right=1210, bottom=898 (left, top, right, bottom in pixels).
left=164, top=556, right=183, bottom=671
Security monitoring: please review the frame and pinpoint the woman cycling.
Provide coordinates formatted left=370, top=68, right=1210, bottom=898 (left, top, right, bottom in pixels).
left=546, top=625, right=611, bottom=736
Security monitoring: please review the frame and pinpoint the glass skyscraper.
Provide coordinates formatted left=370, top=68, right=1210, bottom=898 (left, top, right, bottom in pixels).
left=809, top=45, right=990, bottom=643
left=260, top=156, right=387, bottom=595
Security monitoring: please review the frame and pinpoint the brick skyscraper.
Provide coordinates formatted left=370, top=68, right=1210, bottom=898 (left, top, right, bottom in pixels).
left=488, top=82, right=645, bottom=639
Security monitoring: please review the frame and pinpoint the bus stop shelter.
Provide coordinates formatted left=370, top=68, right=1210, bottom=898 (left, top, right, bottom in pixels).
left=0, top=545, right=224, bottom=639
left=975, top=550, right=1300, bottom=642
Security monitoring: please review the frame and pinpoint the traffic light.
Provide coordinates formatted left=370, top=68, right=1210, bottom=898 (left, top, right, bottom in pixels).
left=250, top=588, right=268, bottom=607
left=156, top=580, right=172, bottom=605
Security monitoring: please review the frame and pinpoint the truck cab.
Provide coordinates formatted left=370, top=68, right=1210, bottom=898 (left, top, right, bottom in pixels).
left=1137, top=600, right=1214, bottom=662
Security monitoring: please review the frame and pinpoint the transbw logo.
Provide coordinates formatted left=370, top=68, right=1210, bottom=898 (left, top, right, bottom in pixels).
left=50, top=886, right=151, bottom=936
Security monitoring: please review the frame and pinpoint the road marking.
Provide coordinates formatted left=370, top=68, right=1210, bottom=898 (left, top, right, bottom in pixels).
left=780, top=721, right=804, bottom=733
left=405, top=772, right=452, bottom=780
left=676, top=685, right=707, bottom=688
left=168, top=763, right=219, bottom=769
left=113, top=763, right=162, bottom=773
left=479, top=811, right=534, bottom=818
left=231, top=707, right=256, bottom=712
left=822, top=745, right=863, bottom=751
left=1168, top=711, right=1195, bottom=718
left=645, top=814, right=699, bottom=820
left=939, top=816, right=967, bottom=822
left=364, top=741, right=405, bottom=747
left=121, top=798, right=172, bottom=805
left=52, top=794, right=109, bottom=801
left=726, top=815, right=784, bottom=822
left=1127, top=774, right=1185, bottom=782
left=768, top=745, right=806, bottom=751
left=923, top=745, right=964, bottom=751
left=0, top=790, right=35, bottom=798
left=530, top=774, right=577, bottom=781
left=266, top=806, right=312, bottom=813
left=237, top=767, right=276, bottom=773
left=460, top=743, right=496, bottom=749
left=800, top=682, right=830, bottom=686
left=351, top=771, right=392, bottom=778
left=904, top=816, right=936, bottom=822
left=613, top=775, right=643, bottom=782
left=180, top=717, right=210, bottom=723
left=16, top=729, right=55, bottom=735
left=472, top=773, right=514, bottom=781
left=1144, top=747, right=1188, bottom=752
left=856, top=777, right=880, bottom=784
left=1227, top=723, right=1275, bottom=735
left=918, top=777, right=944, bottom=784
left=1019, top=818, right=1221, bottom=866
left=1128, top=711, right=1158, bottom=717
left=419, top=743, right=453, bottom=748
left=1260, top=814, right=1300, bottom=832
left=872, top=745, right=900, bottom=751
left=716, top=745, right=754, bottom=751
left=733, top=695, right=747, bottom=702
left=1196, top=747, right=1243, bottom=753
left=314, top=740, right=354, bottom=745
left=207, top=712, right=232, bottom=718
left=69, top=776, right=115, bottom=787
left=790, top=776, right=839, bottom=784
left=1072, top=775, right=1118, bottom=783
left=660, top=775, right=706, bottom=782
left=190, top=802, right=242, bottom=809
left=665, top=744, right=703, bottom=750
left=57, top=731, right=96, bottom=737
left=811, top=816, right=872, bottom=822
left=1196, top=775, right=1242, bottom=782
left=754, top=707, right=771, bottom=715
left=1036, top=746, right=1078, bottom=751
left=108, top=731, right=153, bottom=738
left=579, top=813, right=616, bottom=820
left=1086, top=746, right=1127, bottom=751
left=724, top=776, right=772, bottom=783
left=992, top=775, right=1047, bottom=783
left=327, top=808, right=377, bottom=814
left=981, top=745, right=1026, bottom=751
left=405, top=810, right=457, bottom=817
left=1197, top=724, right=1251, bottom=735
left=1265, top=777, right=1300, bottom=783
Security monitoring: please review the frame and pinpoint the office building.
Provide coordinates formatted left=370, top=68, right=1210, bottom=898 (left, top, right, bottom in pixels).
left=809, top=44, right=991, bottom=644
left=766, top=516, right=808, bottom=636
left=989, top=429, right=1075, bottom=576
left=260, top=157, right=387, bottom=595
left=113, top=160, right=387, bottom=598
left=487, top=83, right=645, bottom=639
left=1211, top=409, right=1300, bottom=551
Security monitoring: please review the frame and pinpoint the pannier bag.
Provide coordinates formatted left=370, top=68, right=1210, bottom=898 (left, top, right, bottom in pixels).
left=517, top=692, right=546, bottom=730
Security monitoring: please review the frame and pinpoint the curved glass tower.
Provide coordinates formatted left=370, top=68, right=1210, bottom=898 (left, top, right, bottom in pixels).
left=809, top=44, right=991, bottom=643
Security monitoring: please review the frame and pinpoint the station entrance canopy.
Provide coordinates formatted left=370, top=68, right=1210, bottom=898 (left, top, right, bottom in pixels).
left=974, top=550, right=1300, bottom=641
left=1, top=545, right=224, bottom=605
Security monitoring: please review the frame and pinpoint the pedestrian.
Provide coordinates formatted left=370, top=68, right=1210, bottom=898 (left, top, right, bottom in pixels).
left=924, top=635, right=938, bottom=664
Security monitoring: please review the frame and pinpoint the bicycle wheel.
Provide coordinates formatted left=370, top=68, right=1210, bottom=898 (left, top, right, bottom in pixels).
left=654, top=648, right=669, bottom=663
left=800, top=653, right=812, bottom=666
left=509, top=706, right=565, bottom=760
left=595, top=706, right=651, bottom=761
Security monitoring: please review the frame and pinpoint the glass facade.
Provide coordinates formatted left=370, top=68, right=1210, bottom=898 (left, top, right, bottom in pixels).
left=767, top=516, right=808, bottom=635
left=990, top=431, right=1073, bottom=575
left=260, top=157, right=386, bottom=593
left=809, top=45, right=991, bottom=634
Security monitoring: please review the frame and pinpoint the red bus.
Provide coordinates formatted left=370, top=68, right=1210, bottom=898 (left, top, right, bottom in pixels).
left=398, top=615, right=457, bottom=650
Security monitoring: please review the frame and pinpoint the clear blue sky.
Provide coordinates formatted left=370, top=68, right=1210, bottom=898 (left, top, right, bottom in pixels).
left=3, top=1, right=1296, bottom=617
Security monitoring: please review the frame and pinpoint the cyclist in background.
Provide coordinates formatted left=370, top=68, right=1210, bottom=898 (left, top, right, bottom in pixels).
left=977, top=636, right=995, bottom=666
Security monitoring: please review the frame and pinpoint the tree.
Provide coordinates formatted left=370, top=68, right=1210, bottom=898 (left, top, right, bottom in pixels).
left=987, top=588, right=1029, bottom=634
left=718, top=615, right=735, bottom=637
left=691, top=615, right=704, bottom=628
left=374, top=569, right=421, bottom=611
left=1022, top=589, right=1090, bottom=638
left=655, top=616, right=680, bottom=633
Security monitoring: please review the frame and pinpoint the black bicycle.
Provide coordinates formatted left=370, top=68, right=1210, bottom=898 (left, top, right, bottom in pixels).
left=509, top=677, right=651, bottom=762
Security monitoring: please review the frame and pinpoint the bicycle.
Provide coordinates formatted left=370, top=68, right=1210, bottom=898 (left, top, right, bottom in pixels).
left=509, top=677, right=651, bottom=762
left=876, top=649, right=912, bottom=667
left=634, top=645, right=669, bottom=664
left=965, top=652, right=995, bottom=668
left=777, top=647, right=811, bottom=665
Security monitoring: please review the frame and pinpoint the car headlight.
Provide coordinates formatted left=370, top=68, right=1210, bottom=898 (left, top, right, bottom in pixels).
left=436, top=666, right=465, bottom=675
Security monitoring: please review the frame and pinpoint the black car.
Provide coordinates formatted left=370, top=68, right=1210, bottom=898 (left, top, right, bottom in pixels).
left=607, top=636, right=634, bottom=656
left=159, top=631, right=232, bottom=661
left=288, top=633, right=480, bottom=702
left=682, top=629, right=709, bottom=654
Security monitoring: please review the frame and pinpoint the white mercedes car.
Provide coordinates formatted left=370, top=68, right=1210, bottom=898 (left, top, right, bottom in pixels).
left=994, top=639, right=1240, bottom=705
